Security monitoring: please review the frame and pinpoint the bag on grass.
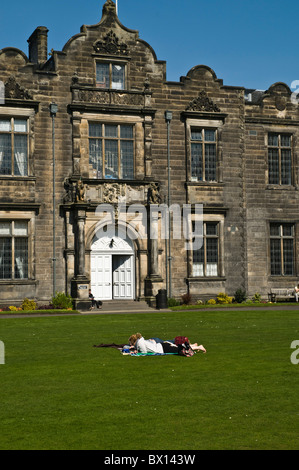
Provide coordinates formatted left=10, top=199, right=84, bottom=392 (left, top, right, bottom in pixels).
left=174, top=336, right=194, bottom=357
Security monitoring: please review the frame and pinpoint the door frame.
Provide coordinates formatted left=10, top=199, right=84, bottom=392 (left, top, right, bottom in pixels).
left=90, top=226, right=135, bottom=300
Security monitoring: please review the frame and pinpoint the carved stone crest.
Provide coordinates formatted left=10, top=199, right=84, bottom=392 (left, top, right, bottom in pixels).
left=5, top=76, right=32, bottom=100
left=275, top=95, right=287, bottom=111
left=102, top=183, right=121, bottom=203
left=94, top=30, right=128, bottom=56
left=186, top=90, right=220, bottom=112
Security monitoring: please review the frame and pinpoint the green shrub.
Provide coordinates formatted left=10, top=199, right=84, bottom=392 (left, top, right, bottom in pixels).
left=252, top=292, right=261, bottom=303
left=217, top=292, right=233, bottom=304
left=22, top=298, right=37, bottom=311
left=51, top=292, right=73, bottom=310
left=167, top=297, right=181, bottom=307
left=234, top=288, right=247, bottom=303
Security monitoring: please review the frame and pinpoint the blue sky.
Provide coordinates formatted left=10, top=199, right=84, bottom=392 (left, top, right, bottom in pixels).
left=1, top=0, right=299, bottom=91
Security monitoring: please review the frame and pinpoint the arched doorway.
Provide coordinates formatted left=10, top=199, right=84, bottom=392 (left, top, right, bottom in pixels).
left=90, top=225, right=135, bottom=300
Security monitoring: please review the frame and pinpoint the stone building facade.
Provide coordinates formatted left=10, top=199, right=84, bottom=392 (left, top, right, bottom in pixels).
left=0, top=0, right=299, bottom=308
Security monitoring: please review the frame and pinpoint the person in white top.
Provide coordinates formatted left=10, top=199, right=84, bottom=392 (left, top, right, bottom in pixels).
left=128, top=333, right=206, bottom=354
left=294, top=284, right=299, bottom=302
left=129, top=333, right=178, bottom=354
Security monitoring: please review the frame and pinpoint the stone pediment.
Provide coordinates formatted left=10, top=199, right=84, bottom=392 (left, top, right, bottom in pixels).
left=186, top=91, right=220, bottom=112
left=93, top=30, right=129, bottom=56
left=5, top=76, right=33, bottom=100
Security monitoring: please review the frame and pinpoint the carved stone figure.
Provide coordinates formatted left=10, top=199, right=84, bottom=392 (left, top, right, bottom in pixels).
left=148, top=183, right=161, bottom=204
left=63, top=178, right=74, bottom=203
left=75, top=179, right=85, bottom=203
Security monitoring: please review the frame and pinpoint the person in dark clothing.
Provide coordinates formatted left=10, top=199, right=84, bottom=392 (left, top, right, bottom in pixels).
left=89, top=289, right=102, bottom=309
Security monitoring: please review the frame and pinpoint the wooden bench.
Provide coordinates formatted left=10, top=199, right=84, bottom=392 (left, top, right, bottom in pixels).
left=268, top=288, right=295, bottom=302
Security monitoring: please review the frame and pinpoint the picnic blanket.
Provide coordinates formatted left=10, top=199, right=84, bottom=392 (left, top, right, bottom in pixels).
left=93, top=343, right=178, bottom=356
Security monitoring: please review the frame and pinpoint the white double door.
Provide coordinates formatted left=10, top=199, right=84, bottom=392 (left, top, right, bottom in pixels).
left=91, top=253, right=134, bottom=300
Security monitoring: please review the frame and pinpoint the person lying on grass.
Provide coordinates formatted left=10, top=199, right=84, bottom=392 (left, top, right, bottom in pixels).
left=128, top=333, right=206, bottom=356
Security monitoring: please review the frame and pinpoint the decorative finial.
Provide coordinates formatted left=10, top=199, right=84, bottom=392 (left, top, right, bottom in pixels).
left=102, top=0, right=117, bottom=17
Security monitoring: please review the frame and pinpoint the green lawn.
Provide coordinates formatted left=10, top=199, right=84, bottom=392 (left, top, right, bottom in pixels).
left=0, top=309, right=298, bottom=450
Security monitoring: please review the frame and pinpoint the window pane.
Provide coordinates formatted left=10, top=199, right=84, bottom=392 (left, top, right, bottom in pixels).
left=191, top=143, right=203, bottom=180
left=96, top=63, right=109, bottom=88
left=14, top=120, right=27, bottom=133
left=206, top=263, right=218, bottom=276
left=89, top=139, right=102, bottom=176
left=193, top=262, right=204, bottom=276
left=283, top=223, right=293, bottom=237
left=14, top=134, right=28, bottom=176
left=281, top=135, right=291, bottom=147
left=191, top=129, right=202, bottom=141
left=0, top=221, right=11, bottom=235
left=268, top=133, right=278, bottom=146
left=204, top=129, right=216, bottom=142
left=268, top=148, right=279, bottom=184
left=270, top=239, right=281, bottom=275
left=111, top=64, right=125, bottom=90
left=206, top=238, right=218, bottom=264
left=89, top=123, right=102, bottom=137
left=283, top=239, right=294, bottom=275
left=0, top=134, right=12, bottom=175
left=206, top=223, right=218, bottom=236
left=105, top=125, right=118, bottom=138
left=281, top=149, right=291, bottom=185
left=0, top=238, right=12, bottom=279
left=205, top=143, right=216, bottom=181
left=14, top=221, right=28, bottom=236
left=270, top=223, right=280, bottom=236
left=120, top=125, right=133, bottom=139
left=105, top=140, right=118, bottom=179
left=15, top=237, right=28, bottom=279
left=0, top=120, right=11, bottom=132
left=193, top=245, right=204, bottom=276
left=120, top=140, right=134, bottom=179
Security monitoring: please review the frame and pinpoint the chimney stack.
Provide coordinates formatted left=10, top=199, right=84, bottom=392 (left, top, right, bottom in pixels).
left=28, top=26, right=49, bottom=65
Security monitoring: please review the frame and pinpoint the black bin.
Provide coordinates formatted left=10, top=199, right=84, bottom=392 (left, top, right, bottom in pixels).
left=156, top=289, right=168, bottom=309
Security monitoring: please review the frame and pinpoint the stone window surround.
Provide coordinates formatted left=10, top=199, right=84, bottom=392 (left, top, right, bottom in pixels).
left=268, top=221, right=296, bottom=277
left=75, top=112, right=146, bottom=180
left=185, top=117, right=224, bottom=184
left=0, top=107, right=35, bottom=178
left=0, top=210, right=36, bottom=282
left=264, top=125, right=298, bottom=188
left=95, top=59, right=128, bottom=90
left=187, top=212, right=225, bottom=279
left=88, top=121, right=134, bottom=180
